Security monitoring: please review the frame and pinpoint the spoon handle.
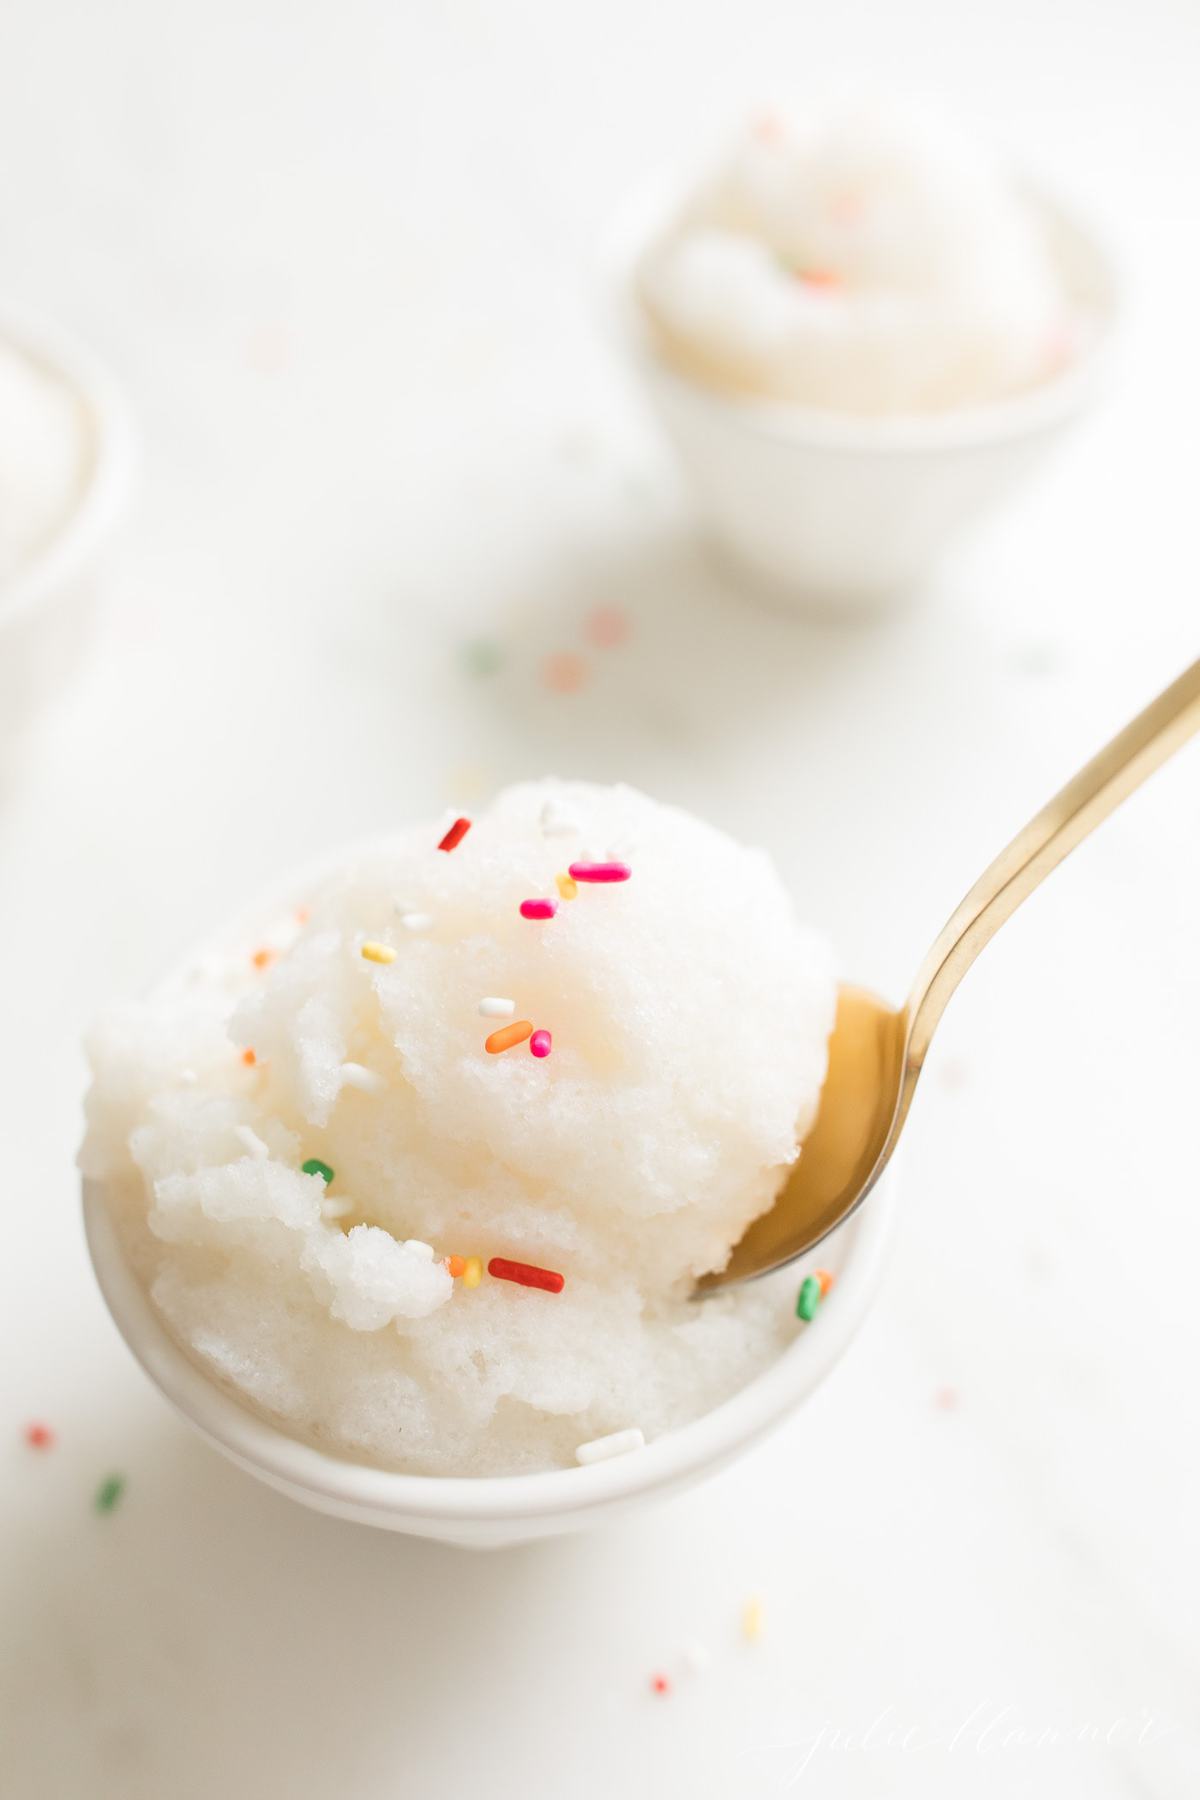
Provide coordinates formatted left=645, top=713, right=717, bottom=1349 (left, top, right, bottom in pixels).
left=898, top=655, right=1200, bottom=1120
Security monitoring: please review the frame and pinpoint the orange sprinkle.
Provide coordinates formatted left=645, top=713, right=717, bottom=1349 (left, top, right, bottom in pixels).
left=555, top=871, right=578, bottom=901
left=816, top=1269, right=835, bottom=1298
left=447, top=1255, right=467, bottom=1278
left=251, top=948, right=275, bottom=971
left=541, top=651, right=587, bottom=694
left=242, top=1048, right=257, bottom=1067
left=485, top=1020, right=534, bottom=1055
left=798, top=267, right=841, bottom=289
left=296, top=906, right=309, bottom=925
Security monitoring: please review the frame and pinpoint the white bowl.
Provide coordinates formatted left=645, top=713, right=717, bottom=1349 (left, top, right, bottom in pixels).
left=83, top=1168, right=894, bottom=1546
left=608, top=177, right=1119, bottom=612
left=0, top=308, right=135, bottom=749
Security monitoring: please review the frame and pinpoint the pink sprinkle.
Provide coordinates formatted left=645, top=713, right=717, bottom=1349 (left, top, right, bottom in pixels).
left=24, top=1422, right=55, bottom=1450
left=568, top=861, right=631, bottom=884
left=519, top=898, right=558, bottom=920
left=650, top=1672, right=671, bottom=1696
left=530, top=1030, right=552, bottom=1058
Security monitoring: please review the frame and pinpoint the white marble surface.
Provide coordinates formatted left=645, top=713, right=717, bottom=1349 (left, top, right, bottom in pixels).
left=2, top=1, right=1199, bottom=1795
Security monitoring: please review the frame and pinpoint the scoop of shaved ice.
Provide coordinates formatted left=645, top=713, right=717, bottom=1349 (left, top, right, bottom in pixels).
left=81, top=780, right=836, bottom=1475
left=639, top=97, right=1077, bottom=414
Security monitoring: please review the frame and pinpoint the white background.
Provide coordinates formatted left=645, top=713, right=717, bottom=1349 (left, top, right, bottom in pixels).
left=2, top=1, right=1199, bottom=1795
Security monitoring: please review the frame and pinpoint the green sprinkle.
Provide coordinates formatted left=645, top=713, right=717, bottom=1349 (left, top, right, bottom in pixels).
left=796, top=1277, right=822, bottom=1322
left=94, top=1474, right=125, bottom=1514
left=461, top=639, right=503, bottom=678
left=301, top=1158, right=335, bottom=1185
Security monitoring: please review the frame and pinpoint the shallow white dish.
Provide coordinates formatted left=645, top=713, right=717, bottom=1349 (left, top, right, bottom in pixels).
left=608, top=175, right=1120, bottom=612
left=83, top=1166, right=894, bottom=1547
left=0, top=307, right=134, bottom=748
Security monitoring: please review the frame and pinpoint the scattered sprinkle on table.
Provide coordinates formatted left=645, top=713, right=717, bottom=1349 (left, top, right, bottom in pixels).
left=94, top=1475, right=125, bottom=1515
left=519, top=897, right=557, bottom=920
left=575, top=1427, right=645, bottom=1465
left=461, top=639, right=503, bottom=677
left=24, top=1422, right=55, bottom=1451
left=568, top=860, right=631, bottom=883
left=361, top=941, right=396, bottom=964
left=542, top=651, right=587, bottom=694
left=742, top=1597, right=764, bottom=1642
left=796, top=1276, right=822, bottom=1321
left=529, top=1029, right=553, bottom=1059
left=488, top=1256, right=565, bottom=1295
left=816, top=1268, right=835, bottom=1298
left=485, top=1020, right=534, bottom=1055
left=302, top=1158, right=335, bottom=1184
left=438, top=816, right=472, bottom=853
left=650, top=1673, right=671, bottom=1697
left=555, top=872, right=578, bottom=901
left=340, top=1062, right=386, bottom=1095
left=478, top=996, right=516, bottom=1018
left=584, top=604, right=630, bottom=649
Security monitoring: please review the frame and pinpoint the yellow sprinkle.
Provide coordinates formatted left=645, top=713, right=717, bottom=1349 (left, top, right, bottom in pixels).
left=742, top=1597, right=764, bottom=1642
left=462, top=1256, right=483, bottom=1289
left=361, top=942, right=396, bottom=964
left=555, top=871, right=578, bottom=901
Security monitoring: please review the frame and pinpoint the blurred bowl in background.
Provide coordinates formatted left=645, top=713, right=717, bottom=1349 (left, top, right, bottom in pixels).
left=607, top=175, right=1119, bottom=614
left=0, top=308, right=135, bottom=752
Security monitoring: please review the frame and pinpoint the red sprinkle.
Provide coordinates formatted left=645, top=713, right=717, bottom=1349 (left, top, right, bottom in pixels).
left=568, top=861, right=631, bottom=884
left=519, top=898, right=557, bottom=920
left=650, top=1673, right=671, bottom=1696
left=488, top=1257, right=565, bottom=1295
left=438, top=816, right=472, bottom=853
left=529, top=1029, right=552, bottom=1059
left=24, top=1423, right=55, bottom=1450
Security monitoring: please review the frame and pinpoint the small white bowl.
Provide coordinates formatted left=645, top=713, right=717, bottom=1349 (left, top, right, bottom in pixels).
left=608, top=176, right=1119, bottom=612
left=82, top=1170, right=894, bottom=1548
left=0, top=308, right=135, bottom=749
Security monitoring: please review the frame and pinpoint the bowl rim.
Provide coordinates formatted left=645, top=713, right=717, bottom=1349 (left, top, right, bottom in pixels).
left=83, top=1164, right=895, bottom=1524
left=603, top=162, right=1122, bottom=456
left=0, top=304, right=136, bottom=632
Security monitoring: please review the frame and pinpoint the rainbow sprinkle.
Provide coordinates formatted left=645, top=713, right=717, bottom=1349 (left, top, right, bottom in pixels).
left=361, top=941, right=396, bottom=964
left=555, top=872, right=578, bottom=901
left=302, top=1158, right=335, bottom=1185
left=24, top=1422, right=55, bottom=1450
left=94, top=1474, right=125, bottom=1515
left=519, top=897, right=557, bottom=920
left=438, top=816, right=472, bottom=853
left=485, top=1020, right=534, bottom=1055
left=529, top=1029, right=552, bottom=1059
left=488, top=1256, right=564, bottom=1295
left=568, top=860, right=630, bottom=884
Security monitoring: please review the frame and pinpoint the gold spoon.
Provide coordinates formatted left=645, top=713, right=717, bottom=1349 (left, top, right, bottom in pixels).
left=699, top=655, right=1200, bottom=1294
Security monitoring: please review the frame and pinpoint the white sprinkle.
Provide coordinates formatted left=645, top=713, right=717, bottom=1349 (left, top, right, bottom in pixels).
left=539, top=799, right=581, bottom=838
left=575, top=1427, right=646, bottom=1465
left=234, top=1125, right=270, bottom=1161
left=179, top=1068, right=198, bottom=1085
left=403, top=1239, right=435, bottom=1260
left=478, top=996, right=516, bottom=1019
left=399, top=912, right=433, bottom=932
left=681, top=1640, right=710, bottom=1675
left=340, top=1061, right=386, bottom=1095
left=321, top=1197, right=354, bottom=1219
